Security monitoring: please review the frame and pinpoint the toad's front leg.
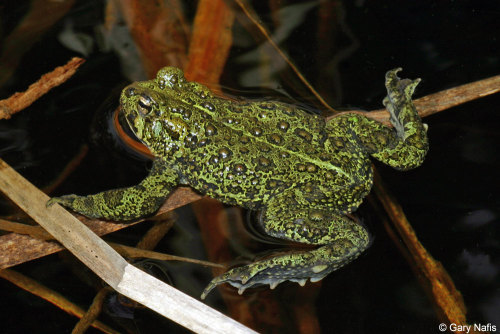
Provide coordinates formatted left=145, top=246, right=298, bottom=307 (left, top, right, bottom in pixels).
left=201, top=196, right=370, bottom=299
left=47, top=159, right=177, bottom=221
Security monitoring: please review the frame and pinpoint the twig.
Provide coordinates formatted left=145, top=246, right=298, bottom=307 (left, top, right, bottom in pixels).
left=332, top=73, right=500, bottom=126
left=135, top=213, right=176, bottom=250
left=0, top=217, right=138, bottom=269
left=414, top=73, right=500, bottom=117
left=232, top=0, right=336, bottom=113
left=43, top=144, right=89, bottom=194
left=0, top=158, right=256, bottom=333
left=372, top=170, right=472, bottom=332
left=0, top=57, right=85, bottom=120
left=0, top=187, right=200, bottom=269
left=0, top=218, right=221, bottom=268
left=109, top=242, right=225, bottom=268
left=71, top=287, right=113, bottom=334
left=0, top=219, right=53, bottom=240
left=0, top=269, right=119, bottom=334
left=0, top=0, right=76, bottom=86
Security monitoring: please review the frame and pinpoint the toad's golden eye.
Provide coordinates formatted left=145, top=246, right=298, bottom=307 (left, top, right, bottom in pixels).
left=138, top=95, right=153, bottom=115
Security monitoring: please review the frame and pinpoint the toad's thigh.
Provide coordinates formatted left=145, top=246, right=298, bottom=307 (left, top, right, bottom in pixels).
left=257, top=191, right=370, bottom=247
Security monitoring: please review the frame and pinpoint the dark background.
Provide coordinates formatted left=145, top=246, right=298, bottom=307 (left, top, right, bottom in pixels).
left=0, top=1, right=498, bottom=333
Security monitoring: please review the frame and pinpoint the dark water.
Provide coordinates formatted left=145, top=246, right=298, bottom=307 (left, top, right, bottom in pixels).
left=0, top=1, right=498, bottom=333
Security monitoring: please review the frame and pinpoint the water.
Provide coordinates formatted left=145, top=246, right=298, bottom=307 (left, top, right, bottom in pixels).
left=0, top=1, right=498, bottom=333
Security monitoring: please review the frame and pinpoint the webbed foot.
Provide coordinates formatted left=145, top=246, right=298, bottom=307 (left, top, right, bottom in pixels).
left=383, top=68, right=422, bottom=137
left=201, top=262, right=321, bottom=300
left=201, top=243, right=364, bottom=299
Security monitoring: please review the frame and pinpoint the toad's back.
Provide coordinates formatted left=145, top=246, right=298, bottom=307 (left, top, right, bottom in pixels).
left=144, top=77, right=370, bottom=210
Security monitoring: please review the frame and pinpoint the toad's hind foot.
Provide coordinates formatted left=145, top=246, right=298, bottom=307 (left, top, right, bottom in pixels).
left=383, top=68, right=421, bottom=137
left=201, top=240, right=367, bottom=299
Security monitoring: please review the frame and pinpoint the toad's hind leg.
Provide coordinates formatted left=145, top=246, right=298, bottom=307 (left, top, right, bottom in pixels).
left=326, top=68, right=428, bottom=171
left=201, top=194, right=370, bottom=299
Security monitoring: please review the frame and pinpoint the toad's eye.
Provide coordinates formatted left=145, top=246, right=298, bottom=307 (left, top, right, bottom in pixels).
left=138, top=95, right=153, bottom=114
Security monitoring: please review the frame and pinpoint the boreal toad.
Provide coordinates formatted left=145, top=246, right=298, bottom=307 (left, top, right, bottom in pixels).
left=48, top=67, right=428, bottom=299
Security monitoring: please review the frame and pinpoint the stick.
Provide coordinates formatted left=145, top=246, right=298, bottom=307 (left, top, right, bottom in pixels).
left=0, top=159, right=256, bottom=334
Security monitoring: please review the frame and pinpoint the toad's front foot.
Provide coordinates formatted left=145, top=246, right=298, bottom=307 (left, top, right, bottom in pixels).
left=47, top=194, right=91, bottom=215
left=47, top=194, right=78, bottom=206
left=48, top=194, right=115, bottom=219
left=201, top=242, right=366, bottom=299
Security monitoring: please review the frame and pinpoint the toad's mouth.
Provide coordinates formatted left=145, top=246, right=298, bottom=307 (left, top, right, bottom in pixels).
left=124, top=112, right=142, bottom=138
left=120, top=83, right=152, bottom=140
left=119, top=106, right=144, bottom=142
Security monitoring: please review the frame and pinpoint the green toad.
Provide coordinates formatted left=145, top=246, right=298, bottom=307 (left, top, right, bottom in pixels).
left=48, top=67, right=428, bottom=298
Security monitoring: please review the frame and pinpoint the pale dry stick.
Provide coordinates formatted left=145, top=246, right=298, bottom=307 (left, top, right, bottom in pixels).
left=0, top=219, right=224, bottom=329
left=0, top=217, right=226, bottom=330
left=0, top=269, right=120, bottom=334
left=0, top=159, right=256, bottom=334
